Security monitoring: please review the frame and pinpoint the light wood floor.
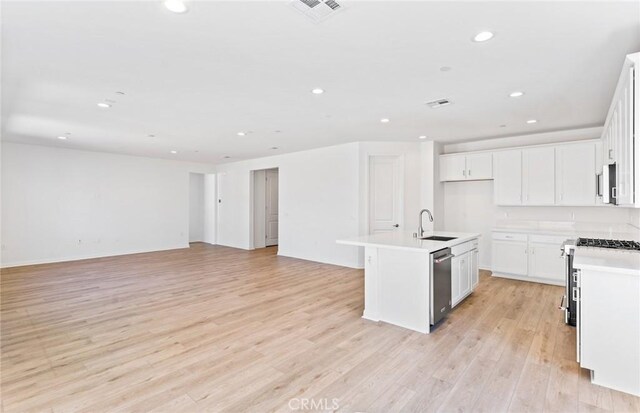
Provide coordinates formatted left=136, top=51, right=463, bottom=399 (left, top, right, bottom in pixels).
left=1, top=244, right=639, bottom=413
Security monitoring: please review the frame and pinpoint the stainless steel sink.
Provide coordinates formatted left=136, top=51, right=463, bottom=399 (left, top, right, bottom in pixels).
left=420, top=236, right=457, bottom=241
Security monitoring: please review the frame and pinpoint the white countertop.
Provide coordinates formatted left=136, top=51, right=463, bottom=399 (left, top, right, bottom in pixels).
left=574, top=248, right=640, bottom=276
left=337, top=231, right=480, bottom=253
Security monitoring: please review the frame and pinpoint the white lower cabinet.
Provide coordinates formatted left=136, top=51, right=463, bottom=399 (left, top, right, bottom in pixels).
left=471, top=248, right=479, bottom=288
left=528, top=242, right=565, bottom=283
left=451, top=240, right=479, bottom=307
left=491, top=239, right=528, bottom=276
left=492, top=232, right=566, bottom=285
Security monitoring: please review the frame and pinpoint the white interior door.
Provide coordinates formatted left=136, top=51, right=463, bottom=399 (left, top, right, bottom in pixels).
left=265, top=169, right=279, bottom=246
left=369, top=155, right=403, bottom=234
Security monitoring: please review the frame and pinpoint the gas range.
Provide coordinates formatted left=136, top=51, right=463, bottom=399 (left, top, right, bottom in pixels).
left=576, top=238, right=640, bottom=251
left=561, top=236, right=640, bottom=327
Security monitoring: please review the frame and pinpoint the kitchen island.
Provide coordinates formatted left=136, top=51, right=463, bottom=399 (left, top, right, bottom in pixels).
left=337, top=231, right=481, bottom=333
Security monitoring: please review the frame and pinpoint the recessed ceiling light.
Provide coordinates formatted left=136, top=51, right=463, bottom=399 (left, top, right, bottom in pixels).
left=170, top=150, right=178, bottom=154
left=473, top=31, right=494, bottom=42
left=311, top=88, right=324, bottom=94
left=115, top=91, right=125, bottom=95
left=439, top=66, right=452, bottom=72
left=97, top=102, right=111, bottom=108
left=222, top=155, right=231, bottom=159
left=418, top=136, right=427, bottom=140
left=164, top=0, right=188, bottom=13
left=57, top=136, right=68, bottom=140
left=148, top=134, right=155, bottom=138
left=380, top=118, right=390, bottom=123
left=499, top=124, right=506, bottom=128
left=271, top=146, right=279, bottom=150
left=526, top=119, right=538, bottom=124
left=237, top=132, right=246, bottom=136
left=509, top=91, right=524, bottom=97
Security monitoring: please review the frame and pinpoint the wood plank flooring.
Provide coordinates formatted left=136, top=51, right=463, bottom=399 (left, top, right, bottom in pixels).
left=1, top=243, right=639, bottom=412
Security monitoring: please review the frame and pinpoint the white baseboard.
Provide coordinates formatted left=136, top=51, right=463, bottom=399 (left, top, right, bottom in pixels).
left=1, top=244, right=190, bottom=269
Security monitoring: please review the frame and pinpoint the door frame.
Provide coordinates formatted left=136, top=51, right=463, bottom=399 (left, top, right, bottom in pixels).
left=249, top=167, right=279, bottom=250
left=366, top=154, right=405, bottom=235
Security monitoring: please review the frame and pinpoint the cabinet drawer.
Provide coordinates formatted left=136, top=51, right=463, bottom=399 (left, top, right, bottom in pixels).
left=492, top=232, right=527, bottom=242
left=451, top=241, right=474, bottom=256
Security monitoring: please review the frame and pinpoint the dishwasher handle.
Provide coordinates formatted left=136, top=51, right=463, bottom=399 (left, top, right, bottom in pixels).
left=434, top=254, right=455, bottom=264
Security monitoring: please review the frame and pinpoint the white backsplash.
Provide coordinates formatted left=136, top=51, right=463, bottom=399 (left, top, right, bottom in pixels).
left=443, top=180, right=638, bottom=269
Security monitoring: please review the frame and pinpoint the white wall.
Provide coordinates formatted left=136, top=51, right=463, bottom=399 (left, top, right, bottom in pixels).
left=1, top=143, right=214, bottom=267
left=216, top=143, right=362, bottom=268
left=443, top=126, right=602, bottom=154
left=215, top=141, right=443, bottom=268
left=189, top=173, right=205, bottom=242
left=630, top=209, right=640, bottom=229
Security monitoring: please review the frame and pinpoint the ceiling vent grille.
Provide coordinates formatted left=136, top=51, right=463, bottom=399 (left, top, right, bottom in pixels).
left=426, top=98, right=452, bottom=108
left=290, top=0, right=343, bottom=23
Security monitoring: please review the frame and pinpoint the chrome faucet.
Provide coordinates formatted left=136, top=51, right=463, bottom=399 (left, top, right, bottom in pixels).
left=417, top=208, right=434, bottom=238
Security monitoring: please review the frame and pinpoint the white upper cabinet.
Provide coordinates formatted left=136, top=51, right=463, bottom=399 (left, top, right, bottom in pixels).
left=556, top=142, right=597, bottom=205
left=602, top=53, right=640, bottom=207
left=601, top=52, right=638, bottom=207
left=439, top=152, right=492, bottom=182
left=439, top=155, right=467, bottom=181
left=465, top=153, right=493, bottom=180
left=523, top=147, right=555, bottom=205
left=494, top=150, right=523, bottom=205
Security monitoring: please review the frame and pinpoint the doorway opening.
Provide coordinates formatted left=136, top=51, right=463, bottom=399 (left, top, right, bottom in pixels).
left=189, top=173, right=205, bottom=243
left=251, top=168, right=279, bottom=249
left=189, top=172, right=217, bottom=246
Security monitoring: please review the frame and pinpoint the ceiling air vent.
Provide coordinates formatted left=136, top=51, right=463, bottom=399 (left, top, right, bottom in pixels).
left=290, top=0, right=343, bottom=23
left=426, top=98, right=452, bottom=109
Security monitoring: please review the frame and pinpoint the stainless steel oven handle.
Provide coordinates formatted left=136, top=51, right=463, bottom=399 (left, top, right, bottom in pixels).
left=558, top=295, right=566, bottom=310
left=434, top=254, right=455, bottom=264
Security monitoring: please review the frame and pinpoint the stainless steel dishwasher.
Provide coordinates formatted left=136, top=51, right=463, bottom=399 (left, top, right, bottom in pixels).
left=430, top=248, right=453, bottom=325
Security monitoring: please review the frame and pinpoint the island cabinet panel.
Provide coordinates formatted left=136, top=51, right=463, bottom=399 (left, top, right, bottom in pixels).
left=451, top=240, right=477, bottom=307
left=471, top=248, right=479, bottom=288
left=578, top=268, right=640, bottom=396
left=363, top=247, right=380, bottom=321
left=378, top=249, right=429, bottom=330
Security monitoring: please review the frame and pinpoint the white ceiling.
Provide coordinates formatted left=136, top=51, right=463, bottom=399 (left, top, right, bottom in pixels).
left=2, top=1, right=639, bottom=164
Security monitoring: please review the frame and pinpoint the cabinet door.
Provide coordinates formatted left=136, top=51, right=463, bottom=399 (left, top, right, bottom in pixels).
left=492, top=240, right=528, bottom=275
left=459, top=252, right=471, bottom=298
left=528, top=243, right=564, bottom=283
left=466, top=153, right=493, bottom=180
left=494, top=150, right=523, bottom=205
left=439, top=155, right=467, bottom=182
left=523, top=147, right=555, bottom=205
left=471, top=249, right=479, bottom=288
left=451, top=255, right=462, bottom=306
left=615, top=66, right=634, bottom=206
left=556, top=143, right=596, bottom=205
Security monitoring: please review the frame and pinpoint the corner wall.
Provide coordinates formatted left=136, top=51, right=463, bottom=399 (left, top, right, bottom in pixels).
left=1, top=142, right=215, bottom=267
